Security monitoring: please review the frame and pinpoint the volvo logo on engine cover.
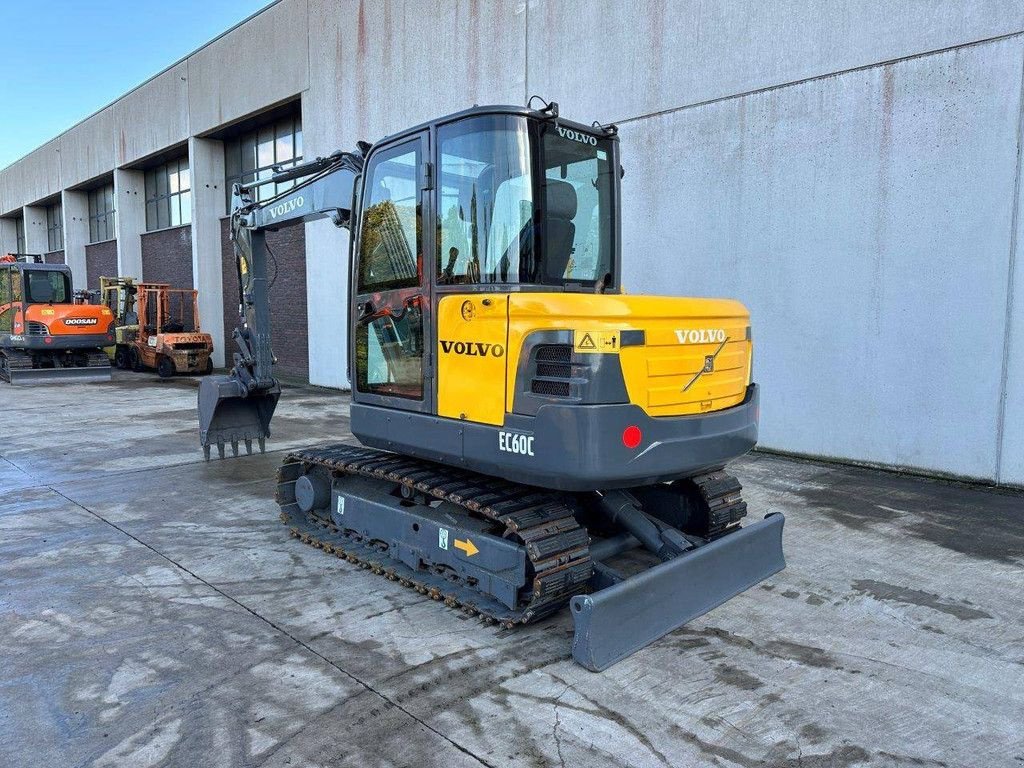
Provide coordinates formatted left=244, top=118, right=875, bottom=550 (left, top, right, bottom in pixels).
left=556, top=126, right=598, bottom=146
left=439, top=340, right=505, bottom=357
left=64, top=317, right=98, bottom=326
left=675, top=329, right=727, bottom=344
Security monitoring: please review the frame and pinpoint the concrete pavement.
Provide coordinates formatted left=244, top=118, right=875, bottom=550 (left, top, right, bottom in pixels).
left=2, top=372, right=1022, bottom=767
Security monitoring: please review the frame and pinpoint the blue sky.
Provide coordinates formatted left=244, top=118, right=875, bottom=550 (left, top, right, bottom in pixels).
left=0, top=0, right=271, bottom=169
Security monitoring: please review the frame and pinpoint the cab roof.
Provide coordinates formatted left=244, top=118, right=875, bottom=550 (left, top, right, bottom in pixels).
left=372, top=103, right=618, bottom=150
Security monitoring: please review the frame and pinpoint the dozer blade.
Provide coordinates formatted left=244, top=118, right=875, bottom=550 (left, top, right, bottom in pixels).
left=1, top=362, right=112, bottom=385
left=198, top=374, right=280, bottom=459
left=570, top=513, right=785, bottom=671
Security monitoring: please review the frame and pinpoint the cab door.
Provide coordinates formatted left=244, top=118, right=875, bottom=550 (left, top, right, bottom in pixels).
left=350, top=132, right=433, bottom=413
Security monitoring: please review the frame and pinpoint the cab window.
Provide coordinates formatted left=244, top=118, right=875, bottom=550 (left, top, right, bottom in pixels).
left=357, top=144, right=420, bottom=293
left=436, top=114, right=533, bottom=285
left=25, top=271, right=70, bottom=304
left=0, top=267, right=10, bottom=307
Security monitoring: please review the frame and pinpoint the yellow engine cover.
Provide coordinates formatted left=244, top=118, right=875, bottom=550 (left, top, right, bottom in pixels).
left=436, top=292, right=753, bottom=426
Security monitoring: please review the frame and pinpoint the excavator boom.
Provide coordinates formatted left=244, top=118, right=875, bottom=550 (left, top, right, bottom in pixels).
left=198, top=150, right=363, bottom=457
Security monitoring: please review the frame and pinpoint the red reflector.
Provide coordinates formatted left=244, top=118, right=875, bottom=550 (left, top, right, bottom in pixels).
left=44, top=337, right=53, bottom=345
left=622, top=425, right=642, bottom=449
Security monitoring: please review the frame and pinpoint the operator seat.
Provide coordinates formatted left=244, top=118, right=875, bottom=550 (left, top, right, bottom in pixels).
left=543, top=179, right=577, bottom=282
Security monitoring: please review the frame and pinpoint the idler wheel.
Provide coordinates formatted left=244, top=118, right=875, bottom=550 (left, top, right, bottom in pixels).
left=295, top=471, right=332, bottom=513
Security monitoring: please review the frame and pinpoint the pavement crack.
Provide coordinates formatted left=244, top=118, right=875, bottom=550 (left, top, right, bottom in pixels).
left=44, top=485, right=498, bottom=768
left=0, top=453, right=38, bottom=482
left=552, top=704, right=567, bottom=768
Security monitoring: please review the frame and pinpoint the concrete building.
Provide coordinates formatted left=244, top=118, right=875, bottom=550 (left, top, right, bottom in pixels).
left=1, top=0, right=1022, bottom=487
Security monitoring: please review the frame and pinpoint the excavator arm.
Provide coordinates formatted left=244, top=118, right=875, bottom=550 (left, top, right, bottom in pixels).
left=198, top=149, right=365, bottom=459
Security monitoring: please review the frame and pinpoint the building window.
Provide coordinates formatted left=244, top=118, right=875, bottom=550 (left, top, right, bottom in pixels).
left=225, top=115, right=303, bottom=205
left=15, top=217, right=25, bottom=254
left=88, top=184, right=116, bottom=243
left=145, top=158, right=192, bottom=231
left=46, top=203, right=63, bottom=252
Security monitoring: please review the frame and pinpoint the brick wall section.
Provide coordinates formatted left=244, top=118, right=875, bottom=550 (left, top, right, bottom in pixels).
left=142, top=225, right=193, bottom=287
left=84, top=240, right=118, bottom=290
left=44, top=250, right=64, bottom=264
left=220, top=218, right=308, bottom=380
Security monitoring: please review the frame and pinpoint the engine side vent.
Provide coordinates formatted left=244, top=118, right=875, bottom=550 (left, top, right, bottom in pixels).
left=536, top=345, right=571, bottom=363
left=536, top=361, right=571, bottom=378
left=26, top=321, right=49, bottom=336
left=530, top=344, right=573, bottom=398
left=531, top=378, right=571, bottom=397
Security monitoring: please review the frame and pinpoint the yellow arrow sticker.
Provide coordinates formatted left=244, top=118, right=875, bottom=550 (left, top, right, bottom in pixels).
left=454, top=538, right=479, bottom=556
left=574, top=330, right=619, bottom=354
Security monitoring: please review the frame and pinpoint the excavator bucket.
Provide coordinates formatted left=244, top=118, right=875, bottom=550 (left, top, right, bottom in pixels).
left=198, top=374, right=280, bottom=459
left=570, top=513, right=785, bottom=671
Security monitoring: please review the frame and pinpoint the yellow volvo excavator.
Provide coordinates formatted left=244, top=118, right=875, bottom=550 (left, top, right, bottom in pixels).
left=199, top=101, right=785, bottom=670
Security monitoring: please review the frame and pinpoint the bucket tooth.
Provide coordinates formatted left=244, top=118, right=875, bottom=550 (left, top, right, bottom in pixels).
left=231, top=440, right=239, bottom=457
left=258, top=438, right=266, bottom=453
left=217, top=442, right=226, bottom=460
left=203, top=445, right=211, bottom=462
left=245, top=439, right=253, bottom=455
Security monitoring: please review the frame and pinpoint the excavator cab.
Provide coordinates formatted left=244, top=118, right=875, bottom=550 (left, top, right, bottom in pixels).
left=199, top=104, right=784, bottom=669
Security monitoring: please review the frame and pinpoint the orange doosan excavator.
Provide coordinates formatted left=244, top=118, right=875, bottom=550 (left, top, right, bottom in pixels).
left=0, top=254, right=113, bottom=383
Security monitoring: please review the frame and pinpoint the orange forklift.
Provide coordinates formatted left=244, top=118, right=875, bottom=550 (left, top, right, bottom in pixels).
left=106, top=281, right=214, bottom=378
left=0, top=254, right=113, bottom=383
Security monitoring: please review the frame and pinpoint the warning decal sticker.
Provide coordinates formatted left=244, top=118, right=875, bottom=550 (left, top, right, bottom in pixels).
left=574, top=330, right=620, bottom=354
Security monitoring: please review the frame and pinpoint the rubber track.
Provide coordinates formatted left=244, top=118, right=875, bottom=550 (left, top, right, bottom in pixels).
left=276, top=443, right=593, bottom=626
left=691, top=469, right=748, bottom=538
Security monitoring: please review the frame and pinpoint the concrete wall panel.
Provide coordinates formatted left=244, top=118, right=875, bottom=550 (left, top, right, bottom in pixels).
left=22, top=205, right=48, bottom=254
left=114, top=168, right=146, bottom=280
left=618, top=37, right=1024, bottom=480
left=998, top=75, right=1024, bottom=485
left=62, top=190, right=89, bottom=290
left=306, top=0, right=526, bottom=153
left=58, top=107, right=117, bottom=190
left=0, top=218, right=17, bottom=254
left=0, top=140, right=62, bottom=214
left=527, top=0, right=1024, bottom=125
left=113, top=63, right=190, bottom=166
left=187, top=0, right=308, bottom=136
left=189, top=137, right=228, bottom=366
